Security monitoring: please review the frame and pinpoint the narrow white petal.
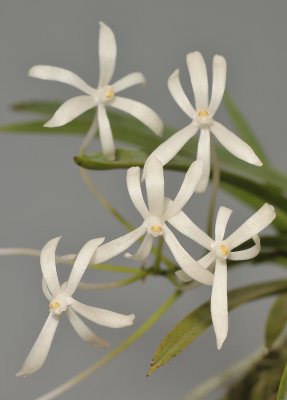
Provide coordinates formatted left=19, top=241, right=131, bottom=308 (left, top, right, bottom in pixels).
left=40, top=237, right=61, bottom=296
left=79, top=112, right=98, bottom=156
left=113, top=72, right=146, bottom=93
left=16, top=314, right=59, bottom=376
left=28, top=65, right=95, bottom=95
left=44, top=96, right=96, bottom=128
left=164, top=160, right=203, bottom=220
left=211, top=120, right=263, bottom=166
left=226, top=203, right=276, bottom=250
left=42, top=278, right=52, bottom=301
left=167, top=69, right=195, bottom=118
left=168, top=210, right=213, bottom=250
left=98, top=104, right=115, bottom=160
left=145, top=156, right=165, bottom=216
left=211, top=259, right=228, bottom=350
left=164, top=226, right=213, bottom=285
left=110, top=96, right=163, bottom=136
left=229, top=235, right=261, bottom=261
left=65, top=238, right=105, bottom=296
left=125, top=234, right=153, bottom=260
left=92, top=224, right=146, bottom=264
left=186, top=52, right=209, bottom=110
left=215, top=206, right=233, bottom=242
left=176, top=251, right=215, bottom=282
left=208, top=55, right=227, bottom=116
left=98, top=22, right=117, bottom=87
left=71, top=301, right=135, bottom=328
left=126, top=167, right=149, bottom=219
left=195, top=129, right=211, bottom=193
left=66, top=308, right=109, bottom=347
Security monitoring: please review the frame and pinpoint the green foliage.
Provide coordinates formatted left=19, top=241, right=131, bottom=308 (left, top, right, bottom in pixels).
left=265, top=293, right=287, bottom=349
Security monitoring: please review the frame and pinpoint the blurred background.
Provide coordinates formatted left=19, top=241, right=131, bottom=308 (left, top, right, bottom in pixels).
left=0, top=0, right=286, bottom=399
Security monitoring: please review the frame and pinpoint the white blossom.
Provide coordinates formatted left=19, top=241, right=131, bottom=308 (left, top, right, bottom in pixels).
left=29, top=22, right=163, bottom=160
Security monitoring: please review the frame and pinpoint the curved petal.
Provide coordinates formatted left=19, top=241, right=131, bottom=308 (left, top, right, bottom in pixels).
left=79, top=112, right=98, bottom=156
left=28, top=65, right=95, bottom=95
left=65, top=238, right=105, bottom=296
left=225, top=203, right=276, bottom=250
left=145, top=156, right=165, bottom=216
left=215, top=206, right=233, bottom=242
left=92, top=224, right=146, bottom=264
left=125, top=234, right=153, bottom=260
left=16, top=314, right=59, bottom=376
left=211, top=120, right=263, bottom=166
left=195, top=129, right=210, bottom=193
left=40, top=237, right=61, bottom=296
left=163, top=226, right=213, bottom=285
left=176, top=251, right=215, bottom=282
left=71, top=301, right=135, bottom=328
left=126, top=167, right=149, bottom=219
left=167, top=69, right=195, bottom=118
left=98, top=104, right=115, bottom=160
left=229, top=235, right=261, bottom=261
left=164, top=160, right=203, bottom=220
left=66, top=308, right=109, bottom=347
left=208, top=55, right=227, bottom=116
left=42, top=278, right=52, bottom=301
left=98, top=22, right=117, bottom=87
left=186, top=52, right=209, bottom=110
left=211, top=259, right=228, bottom=350
left=113, top=72, right=146, bottom=93
left=168, top=210, right=213, bottom=250
left=44, top=96, right=96, bottom=128
left=110, top=96, right=163, bottom=136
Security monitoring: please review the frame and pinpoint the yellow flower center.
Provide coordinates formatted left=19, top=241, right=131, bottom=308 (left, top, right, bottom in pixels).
left=150, top=225, right=163, bottom=234
left=219, top=244, right=229, bottom=257
left=197, top=109, right=209, bottom=117
left=105, top=87, right=114, bottom=100
left=49, top=301, right=61, bottom=312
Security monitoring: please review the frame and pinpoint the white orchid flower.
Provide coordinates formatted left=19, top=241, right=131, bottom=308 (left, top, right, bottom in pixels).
left=145, top=51, right=262, bottom=192
left=16, top=237, right=135, bottom=376
left=29, top=22, right=163, bottom=160
left=175, top=203, right=276, bottom=349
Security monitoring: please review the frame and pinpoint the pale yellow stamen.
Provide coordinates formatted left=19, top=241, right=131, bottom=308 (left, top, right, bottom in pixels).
left=105, top=87, right=114, bottom=100
left=197, top=109, right=209, bottom=117
left=150, top=225, right=163, bottom=234
left=49, top=301, right=60, bottom=311
left=219, top=244, right=229, bottom=257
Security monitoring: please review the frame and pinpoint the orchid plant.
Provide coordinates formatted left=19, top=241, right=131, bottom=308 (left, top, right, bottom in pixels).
left=1, top=20, right=287, bottom=400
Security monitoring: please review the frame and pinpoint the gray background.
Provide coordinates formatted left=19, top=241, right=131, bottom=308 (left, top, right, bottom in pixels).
left=0, top=0, right=286, bottom=399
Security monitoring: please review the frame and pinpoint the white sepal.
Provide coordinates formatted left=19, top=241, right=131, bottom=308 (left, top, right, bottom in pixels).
left=186, top=52, right=209, bottom=110
left=167, top=69, right=195, bottom=118
left=125, top=234, right=153, bottom=260
left=195, top=129, right=210, bottom=193
left=40, top=237, right=62, bottom=296
left=113, top=72, right=146, bottom=93
left=98, top=21, right=117, bottom=87
left=97, top=104, right=115, bottom=160
left=208, top=55, right=227, bottom=116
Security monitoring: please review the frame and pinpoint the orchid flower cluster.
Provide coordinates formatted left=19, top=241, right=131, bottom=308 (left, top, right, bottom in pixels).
left=14, top=21, right=276, bottom=387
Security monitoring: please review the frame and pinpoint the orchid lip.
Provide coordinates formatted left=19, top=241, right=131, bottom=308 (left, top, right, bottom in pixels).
left=49, top=294, right=72, bottom=315
left=212, top=242, right=230, bottom=260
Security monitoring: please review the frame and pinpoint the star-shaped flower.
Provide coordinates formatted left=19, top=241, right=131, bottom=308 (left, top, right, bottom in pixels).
left=16, top=237, right=135, bottom=376
left=175, top=203, right=276, bottom=349
left=29, top=22, right=163, bottom=160
left=145, top=52, right=262, bottom=192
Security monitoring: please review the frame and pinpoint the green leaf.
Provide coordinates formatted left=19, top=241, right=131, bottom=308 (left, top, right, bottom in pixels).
left=277, top=362, right=287, bottom=400
left=147, top=280, right=287, bottom=376
left=265, top=293, right=287, bottom=348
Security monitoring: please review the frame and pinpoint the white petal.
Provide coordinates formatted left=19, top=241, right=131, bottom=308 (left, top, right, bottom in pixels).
left=176, top=251, right=215, bottom=282
left=16, top=314, right=59, bottom=376
left=167, top=69, right=195, bottom=118
left=28, top=65, right=95, bottom=95
left=211, top=259, right=228, bottom=350
left=145, top=156, right=165, bottom=216
left=164, top=160, right=203, bottom=220
left=42, top=278, right=52, bottom=301
left=195, top=129, right=210, bottom=193
left=113, top=72, right=146, bottom=93
left=229, top=235, right=261, bottom=261
left=125, top=234, right=153, bottom=260
left=110, top=96, right=163, bottom=136
left=66, top=308, right=109, bottom=347
left=163, top=226, right=213, bottom=285
left=71, top=301, right=135, bottom=328
left=79, top=112, right=98, bottom=156
left=98, top=104, right=115, bottom=160
left=92, top=224, right=146, bottom=264
left=98, top=22, right=117, bottom=87
left=215, top=206, right=233, bottom=242
left=44, top=96, right=96, bottom=128
left=40, top=237, right=61, bottom=296
left=168, top=210, right=213, bottom=250
left=126, top=167, right=149, bottom=219
left=211, top=120, right=263, bottom=166
left=225, top=203, right=276, bottom=250
left=208, top=55, right=227, bottom=116
left=65, top=238, right=105, bottom=296
left=186, top=52, right=209, bottom=110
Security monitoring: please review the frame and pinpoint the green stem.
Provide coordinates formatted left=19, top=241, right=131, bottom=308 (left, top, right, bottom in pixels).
left=154, top=237, right=164, bottom=272
left=79, top=270, right=148, bottom=290
left=36, top=291, right=182, bottom=400
left=207, top=140, right=220, bottom=236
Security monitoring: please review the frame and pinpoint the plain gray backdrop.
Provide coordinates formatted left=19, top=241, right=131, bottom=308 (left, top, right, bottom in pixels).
left=0, top=0, right=286, bottom=399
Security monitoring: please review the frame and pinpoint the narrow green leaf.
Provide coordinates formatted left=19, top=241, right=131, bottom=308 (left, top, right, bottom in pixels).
left=277, top=362, right=287, bottom=400
left=147, top=280, right=287, bottom=376
left=265, top=293, right=287, bottom=348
